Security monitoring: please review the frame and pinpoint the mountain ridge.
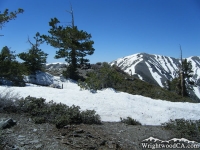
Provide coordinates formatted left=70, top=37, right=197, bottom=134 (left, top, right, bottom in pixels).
left=110, top=53, right=200, bottom=100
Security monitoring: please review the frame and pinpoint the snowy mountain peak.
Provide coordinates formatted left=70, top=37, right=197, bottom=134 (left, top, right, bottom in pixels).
left=111, top=53, right=200, bottom=99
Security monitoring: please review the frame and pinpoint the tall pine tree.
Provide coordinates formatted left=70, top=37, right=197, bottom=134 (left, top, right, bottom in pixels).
left=18, top=32, right=48, bottom=74
left=0, top=46, right=25, bottom=86
left=168, top=46, right=194, bottom=97
left=41, top=7, right=95, bottom=80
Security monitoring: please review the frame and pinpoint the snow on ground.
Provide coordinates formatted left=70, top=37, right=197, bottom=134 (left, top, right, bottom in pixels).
left=1, top=77, right=200, bottom=126
left=145, top=62, right=163, bottom=87
left=24, top=71, right=55, bottom=86
left=46, top=62, right=68, bottom=66
left=194, top=86, right=200, bottom=99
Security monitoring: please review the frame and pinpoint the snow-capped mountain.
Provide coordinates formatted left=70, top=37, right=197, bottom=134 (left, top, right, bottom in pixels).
left=110, top=53, right=200, bottom=99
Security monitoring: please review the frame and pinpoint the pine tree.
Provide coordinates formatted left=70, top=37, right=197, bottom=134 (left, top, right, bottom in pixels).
left=0, top=46, right=25, bottom=86
left=0, top=46, right=16, bottom=78
left=0, top=8, right=24, bottom=36
left=18, top=32, right=48, bottom=74
left=168, top=47, right=194, bottom=97
left=41, top=7, right=95, bottom=80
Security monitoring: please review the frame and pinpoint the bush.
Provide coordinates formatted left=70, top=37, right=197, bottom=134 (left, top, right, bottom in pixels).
left=17, top=96, right=46, bottom=115
left=15, top=96, right=101, bottom=128
left=162, top=119, right=200, bottom=142
left=120, top=117, right=141, bottom=125
left=81, top=110, right=101, bottom=124
left=33, top=116, right=46, bottom=124
left=0, top=94, right=101, bottom=128
left=79, top=62, right=124, bottom=91
left=0, top=89, right=19, bottom=113
left=78, top=63, right=194, bottom=102
left=55, top=115, right=71, bottom=128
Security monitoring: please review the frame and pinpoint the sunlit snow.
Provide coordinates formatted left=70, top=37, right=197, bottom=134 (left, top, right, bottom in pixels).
left=1, top=74, right=200, bottom=126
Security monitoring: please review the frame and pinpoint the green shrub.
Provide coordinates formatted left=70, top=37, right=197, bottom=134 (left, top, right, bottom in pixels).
left=55, top=115, right=71, bottom=128
left=48, top=101, right=69, bottom=116
left=66, top=105, right=82, bottom=124
left=81, top=110, right=101, bottom=124
left=79, top=62, right=124, bottom=91
left=15, top=96, right=101, bottom=128
left=1, top=95, right=101, bottom=128
left=17, top=96, right=46, bottom=114
left=120, top=117, right=142, bottom=125
left=34, top=116, right=46, bottom=124
left=0, top=89, right=19, bottom=113
left=162, top=119, right=200, bottom=142
left=78, top=63, right=194, bottom=102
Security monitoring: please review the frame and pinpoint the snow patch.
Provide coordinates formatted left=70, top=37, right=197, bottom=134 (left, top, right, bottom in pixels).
left=1, top=74, right=200, bottom=125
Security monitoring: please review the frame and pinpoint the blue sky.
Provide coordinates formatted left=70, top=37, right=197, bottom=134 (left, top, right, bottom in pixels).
left=0, top=0, right=200, bottom=64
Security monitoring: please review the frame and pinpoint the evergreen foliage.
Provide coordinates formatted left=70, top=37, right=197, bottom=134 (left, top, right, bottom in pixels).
left=78, top=62, right=195, bottom=102
left=162, top=119, right=200, bottom=142
left=0, top=8, right=24, bottom=30
left=78, top=62, right=124, bottom=90
left=0, top=46, right=25, bottom=86
left=18, top=32, right=48, bottom=74
left=0, top=89, right=19, bottom=113
left=0, top=93, right=101, bottom=128
left=120, top=117, right=141, bottom=125
left=41, top=18, right=95, bottom=80
left=11, top=96, right=102, bottom=128
left=167, top=59, right=194, bottom=97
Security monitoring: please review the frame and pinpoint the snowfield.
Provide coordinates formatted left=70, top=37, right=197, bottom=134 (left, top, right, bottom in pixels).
left=1, top=75, right=200, bottom=126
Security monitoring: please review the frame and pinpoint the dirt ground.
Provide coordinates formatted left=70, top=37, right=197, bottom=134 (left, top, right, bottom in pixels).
left=0, top=113, right=177, bottom=150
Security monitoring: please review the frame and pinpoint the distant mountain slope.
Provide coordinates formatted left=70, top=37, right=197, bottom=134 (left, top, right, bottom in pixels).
left=110, top=53, right=200, bottom=100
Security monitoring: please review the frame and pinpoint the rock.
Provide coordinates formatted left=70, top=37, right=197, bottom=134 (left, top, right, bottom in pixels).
left=75, top=129, right=84, bottom=134
left=17, top=135, right=26, bottom=141
left=99, top=140, right=107, bottom=146
left=35, top=144, right=43, bottom=149
left=64, top=125, right=71, bottom=129
left=61, top=132, right=66, bottom=136
left=87, top=146, right=97, bottom=149
left=0, top=118, right=16, bottom=129
left=107, top=141, right=114, bottom=148
left=69, top=133, right=82, bottom=137
left=86, top=133, right=95, bottom=138
left=18, top=135, right=26, bottom=138
left=61, top=139, right=71, bottom=145
left=29, top=139, right=39, bottom=144
left=49, top=83, right=61, bottom=89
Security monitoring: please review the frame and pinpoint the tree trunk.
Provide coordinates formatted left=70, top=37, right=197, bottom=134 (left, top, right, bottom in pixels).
left=180, top=71, right=184, bottom=97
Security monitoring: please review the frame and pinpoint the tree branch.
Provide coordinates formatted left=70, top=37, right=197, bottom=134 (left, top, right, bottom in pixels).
left=66, top=3, right=74, bottom=27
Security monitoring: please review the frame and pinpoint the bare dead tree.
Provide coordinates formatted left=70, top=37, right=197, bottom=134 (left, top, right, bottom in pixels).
left=180, top=45, right=185, bottom=97
left=66, top=3, right=74, bottom=27
left=26, top=32, right=44, bottom=50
